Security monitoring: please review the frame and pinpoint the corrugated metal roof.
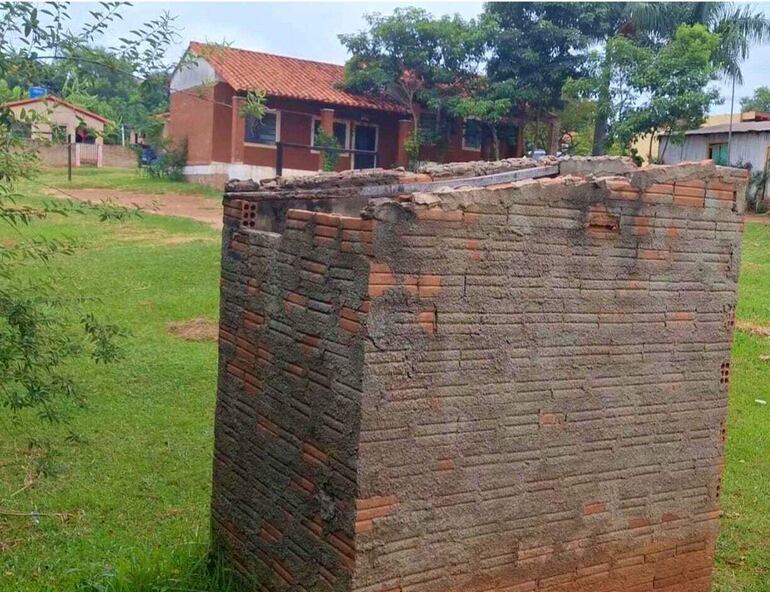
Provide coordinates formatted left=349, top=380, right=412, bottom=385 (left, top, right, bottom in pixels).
left=188, top=42, right=409, bottom=114
left=684, top=121, right=770, bottom=135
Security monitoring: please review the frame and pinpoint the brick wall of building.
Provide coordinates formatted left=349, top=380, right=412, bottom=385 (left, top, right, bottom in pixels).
left=214, top=158, right=746, bottom=592
left=168, top=84, right=220, bottom=164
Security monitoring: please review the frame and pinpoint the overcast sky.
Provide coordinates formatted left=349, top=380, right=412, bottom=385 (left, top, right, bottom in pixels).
left=68, top=1, right=770, bottom=114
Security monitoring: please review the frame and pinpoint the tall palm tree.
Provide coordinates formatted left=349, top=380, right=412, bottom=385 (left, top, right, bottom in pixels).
left=591, top=2, right=770, bottom=155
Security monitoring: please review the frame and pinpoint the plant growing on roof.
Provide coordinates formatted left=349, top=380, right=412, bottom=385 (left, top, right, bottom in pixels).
left=239, top=89, right=267, bottom=122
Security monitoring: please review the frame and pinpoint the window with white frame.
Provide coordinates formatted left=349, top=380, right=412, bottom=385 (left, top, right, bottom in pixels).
left=245, top=111, right=279, bottom=145
left=312, top=119, right=349, bottom=149
left=462, top=118, right=482, bottom=151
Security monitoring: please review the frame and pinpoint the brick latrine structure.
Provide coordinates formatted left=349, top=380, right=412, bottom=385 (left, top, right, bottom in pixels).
left=214, top=157, right=747, bottom=592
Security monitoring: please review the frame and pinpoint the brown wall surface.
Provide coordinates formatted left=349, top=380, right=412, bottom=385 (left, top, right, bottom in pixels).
left=212, top=83, right=235, bottom=163
left=213, top=159, right=746, bottom=592
left=103, top=145, right=139, bottom=167
left=241, top=97, right=405, bottom=172
left=169, top=86, right=518, bottom=176
left=215, top=204, right=372, bottom=588
left=352, top=167, right=744, bottom=592
left=168, top=84, right=221, bottom=164
left=35, top=144, right=137, bottom=168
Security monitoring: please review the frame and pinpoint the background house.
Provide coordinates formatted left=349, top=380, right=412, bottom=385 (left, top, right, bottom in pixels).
left=2, top=94, right=141, bottom=168
left=658, top=111, right=770, bottom=171
left=4, top=94, right=110, bottom=144
left=167, top=43, right=523, bottom=187
left=658, top=111, right=770, bottom=204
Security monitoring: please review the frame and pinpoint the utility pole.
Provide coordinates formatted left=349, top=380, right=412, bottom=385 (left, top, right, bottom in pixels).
left=67, top=134, right=72, bottom=182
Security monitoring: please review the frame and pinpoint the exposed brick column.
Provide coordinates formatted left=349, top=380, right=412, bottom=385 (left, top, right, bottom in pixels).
left=397, top=118, right=413, bottom=168
left=320, top=108, right=335, bottom=135
left=231, top=95, right=246, bottom=163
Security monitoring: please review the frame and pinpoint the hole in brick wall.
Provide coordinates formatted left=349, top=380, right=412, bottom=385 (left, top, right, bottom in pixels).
left=723, top=304, right=736, bottom=329
left=586, top=204, right=620, bottom=237
left=241, top=201, right=258, bottom=230
left=720, top=362, right=730, bottom=386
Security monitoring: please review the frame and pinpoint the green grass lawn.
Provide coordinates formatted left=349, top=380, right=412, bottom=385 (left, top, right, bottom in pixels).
left=31, top=166, right=221, bottom=199
left=0, top=183, right=769, bottom=591
left=0, top=189, right=224, bottom=591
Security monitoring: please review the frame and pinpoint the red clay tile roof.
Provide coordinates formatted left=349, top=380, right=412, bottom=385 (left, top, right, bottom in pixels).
left=2, top=95, right=112, bottom=124
left=188, top=42, right=408, bottom=114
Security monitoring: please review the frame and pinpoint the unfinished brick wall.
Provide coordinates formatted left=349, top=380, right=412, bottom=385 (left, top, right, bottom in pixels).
left=214, top=158, right=746, bottom=592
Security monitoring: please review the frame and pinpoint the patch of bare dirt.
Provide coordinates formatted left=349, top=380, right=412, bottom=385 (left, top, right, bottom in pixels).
left=113, top=227, right=218, bottom=246
left=736, top=319, right=770, bottom=338
left=745, top=214, right=770, bottom=225
left=44, top=187, right=223, bottom=229
left=167, top=318, right=218, bottom=342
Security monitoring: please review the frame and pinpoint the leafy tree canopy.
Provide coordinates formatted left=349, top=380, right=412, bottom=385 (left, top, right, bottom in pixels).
left=610, top=24, right=721, bottom=153
left=484, top=2, right=606, bottom=113
left=339, top=7, right=488, bottom=104
left=740, top=86, right=770, bottom=113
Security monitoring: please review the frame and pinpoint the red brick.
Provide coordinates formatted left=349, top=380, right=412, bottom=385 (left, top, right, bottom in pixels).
left=629, top=517, right=651, bottom=529
left=340, top=318, right=362, bottom=334
left=356, top=495, right=398, bottom=510
left=540, top=412, right=565, bottom=427
left=584, top=501, right=608, bottom=515
left=287, top=209, right=314, bottom=221
left=464, top=211, right=480, bottom=225
left=314, top=225, right=338, bottom=238
left=416, top=208, right=463, bottom=222
left=313, top=212, right=342, bottom=227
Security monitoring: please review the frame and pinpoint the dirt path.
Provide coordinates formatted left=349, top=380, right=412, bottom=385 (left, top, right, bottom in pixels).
left=44, top=187, right=224, bottom=230
left=745, top=213, right=770, bottom=225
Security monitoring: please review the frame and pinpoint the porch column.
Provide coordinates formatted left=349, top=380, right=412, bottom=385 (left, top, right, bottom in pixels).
left=231, top=95, right=246, bottom=163
left=320, top=108, right=335, bottom=135
left=397, top=118, right=413, bottom=168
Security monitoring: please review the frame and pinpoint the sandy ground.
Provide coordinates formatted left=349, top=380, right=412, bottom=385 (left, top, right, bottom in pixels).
left=744, top=213, right=770, bottom=225
left=44, top=187, right=224, bottom=230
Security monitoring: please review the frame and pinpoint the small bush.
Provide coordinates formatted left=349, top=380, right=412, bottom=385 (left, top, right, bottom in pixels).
left=314, top=129, right=340, bottom=172
left=404, top=129, right=420, bottom=171
left=143, top=139, right=187, bottom=182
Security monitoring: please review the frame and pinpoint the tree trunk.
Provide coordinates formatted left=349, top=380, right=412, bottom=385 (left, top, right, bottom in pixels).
left=548, top=115, right=559, bottom=155
left=592, top=109, right=609, bottom=156
left=490, top=124, right=500, bottom=161
left=515, top=116, right=525, bottom=157
left=592, top=58, right=612, bottom=156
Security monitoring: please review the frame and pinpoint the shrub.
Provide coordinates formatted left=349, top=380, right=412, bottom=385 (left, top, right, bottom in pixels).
left=143, top=139, right=187, bottom=181
left=313, top=129, right=340, bottom=172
